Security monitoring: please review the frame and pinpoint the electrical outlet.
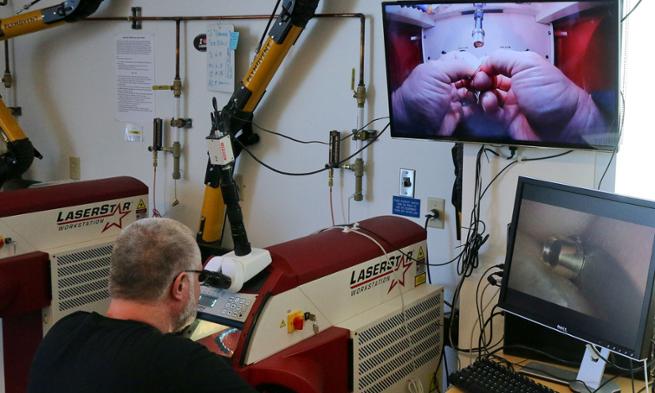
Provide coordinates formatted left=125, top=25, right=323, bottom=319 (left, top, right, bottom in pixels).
left=427, top=197, right=445, bottom=229
left=69, top=156, right=80, bottom=180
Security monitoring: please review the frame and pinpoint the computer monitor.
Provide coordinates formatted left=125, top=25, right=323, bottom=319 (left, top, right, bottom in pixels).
left=498, top=177, right=655, bottom=390
left=381, top=1, right=620, bottom=151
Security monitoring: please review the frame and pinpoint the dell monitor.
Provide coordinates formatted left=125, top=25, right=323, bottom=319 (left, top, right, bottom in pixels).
left=381, top=1, right=620, bottom=151
left=498, top=177, right=655, bottom=391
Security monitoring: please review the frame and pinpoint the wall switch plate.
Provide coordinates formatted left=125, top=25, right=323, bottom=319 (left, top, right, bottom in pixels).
left=427, top=197, right=445, bottom=229
left=399, top=168, right=416, bottom=198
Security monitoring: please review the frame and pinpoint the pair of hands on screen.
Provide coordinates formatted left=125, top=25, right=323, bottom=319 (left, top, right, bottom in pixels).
left=392, top=49, right=603, bottom=140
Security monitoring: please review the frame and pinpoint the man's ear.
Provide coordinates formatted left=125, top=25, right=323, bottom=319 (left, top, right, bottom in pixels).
left=170, top=272, right=187, bottom=301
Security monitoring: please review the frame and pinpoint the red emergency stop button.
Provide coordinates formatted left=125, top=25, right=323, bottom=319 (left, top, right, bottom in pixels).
left=293, top=315, right=304, bottom=331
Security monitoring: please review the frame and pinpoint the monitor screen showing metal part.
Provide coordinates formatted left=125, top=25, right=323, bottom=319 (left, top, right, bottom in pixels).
left=381, top=1, right=620, bottom=151
left=499, top=177, right=655, bottom=388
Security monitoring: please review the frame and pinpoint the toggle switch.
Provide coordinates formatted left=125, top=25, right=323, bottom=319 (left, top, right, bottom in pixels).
left=399, top=168, right=416, bottom=198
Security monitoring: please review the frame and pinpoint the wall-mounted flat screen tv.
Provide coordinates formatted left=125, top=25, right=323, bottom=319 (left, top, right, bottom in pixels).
left=382, top=1, right=620, bottom=151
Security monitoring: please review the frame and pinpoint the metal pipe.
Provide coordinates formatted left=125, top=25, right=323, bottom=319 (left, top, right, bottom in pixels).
left=472, top=3, right=485, bottom=48
left=84, top=13, right=366, bottom=87
left=175, top=18, right=180, bottom=80
left=173, top=18, right=182, bottom=97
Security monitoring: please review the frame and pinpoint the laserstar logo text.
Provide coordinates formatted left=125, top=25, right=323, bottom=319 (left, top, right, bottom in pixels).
left=349, top=251, right=414, bottom=297
left=56, top=202, right=132, bottom=233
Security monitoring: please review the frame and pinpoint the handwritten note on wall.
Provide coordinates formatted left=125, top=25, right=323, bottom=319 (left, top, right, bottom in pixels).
left=207, top=23, right=237, bottom=93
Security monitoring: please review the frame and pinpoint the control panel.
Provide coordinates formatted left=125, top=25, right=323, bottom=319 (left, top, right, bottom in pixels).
left=197, top=285, right=257, bottom=324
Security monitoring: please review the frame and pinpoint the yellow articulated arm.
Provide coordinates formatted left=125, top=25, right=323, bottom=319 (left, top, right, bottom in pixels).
left=198, top=0, right=320, bottom=255
left=0, top=0, right=104, bottom=186
left=0, top=0, right=104, bottom=40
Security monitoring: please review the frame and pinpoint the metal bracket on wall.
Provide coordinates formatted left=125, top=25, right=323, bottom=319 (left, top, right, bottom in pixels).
left=352, top=129, right=377, bottom=141
left=170, top=118, right=192, bottom=129
left=131, top=7, right=142, bottom=30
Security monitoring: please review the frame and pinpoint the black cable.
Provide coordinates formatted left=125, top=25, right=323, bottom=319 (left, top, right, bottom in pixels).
left=252, top=116, right=387, bottom=144
left=588, top=346, right=645, bottom=374
left=622, top=0, right=643, bottom=22
left=443, top=344, right=450, bottom=385
left=477, top=307, right=502, bottom=357
left=17, top=0, right=42, bottom=14
left=479, top=149, right=573, bottom=199
left=448, top=274, right=467, bottom=351
left=597, top=150, right=615, bottom=190
left=235, top=123, right=389, bottom=176
left=422, top=214, right=434, bottom=284
left=252, top=122, right=328, bottom=145
left=434, top=340, right=446, bottom=392
left=522, top=149, right=574, bottom=163
left=233, top=114, right=389, bottom=145
left=256, top=0, right=282, bottom=53
left=480, top=161, right=518, bottom=199
left=598, top=91, right=625, bottom=190
left=475, top=266, right=501, bottom=356
left=456, top=146, right=488, bottom=280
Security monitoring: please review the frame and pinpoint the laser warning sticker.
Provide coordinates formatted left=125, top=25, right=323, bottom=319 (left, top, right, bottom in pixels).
left=136, top=199, right=146, bottom=210
left=136, top=198, right=148, bottom=219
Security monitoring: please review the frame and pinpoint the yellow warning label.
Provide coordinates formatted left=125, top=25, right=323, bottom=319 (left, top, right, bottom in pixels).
left=279, top=320, right=286, bottom=329
left=417, top=246, right=425, bottom=262
left=415, top=273, right=426, bottom=287
left=136, top=199, right=147, bottom=210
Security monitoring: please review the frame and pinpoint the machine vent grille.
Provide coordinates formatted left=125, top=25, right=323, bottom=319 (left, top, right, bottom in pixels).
left=354, top=290, right=443, bottom=393
left=53, top=244, right=113, bottom=312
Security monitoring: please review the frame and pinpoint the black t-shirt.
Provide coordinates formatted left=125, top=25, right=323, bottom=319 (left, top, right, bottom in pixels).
left=28, top=311, right=257, bottom=393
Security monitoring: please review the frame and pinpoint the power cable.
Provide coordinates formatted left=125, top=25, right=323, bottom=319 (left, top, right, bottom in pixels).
left=256, top=0, right=282, bottom=53
left=622, top=0, right=643, bottom=22
left=232, top=115, right=389, bottom=145
left=235, top=122, right=389, bottom=176
left=598, top=91, right=625, bottom=190
left=16, top=0, right=42, bottom=14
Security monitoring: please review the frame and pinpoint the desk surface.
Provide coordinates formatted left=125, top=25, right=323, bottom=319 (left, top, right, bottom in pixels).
left=446, top=356, right=646, bottom=393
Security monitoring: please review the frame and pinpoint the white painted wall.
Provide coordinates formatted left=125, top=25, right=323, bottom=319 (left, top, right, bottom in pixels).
left=3, top=0, right=616, bottom=376
left=5, top=0, right=462, bottom=289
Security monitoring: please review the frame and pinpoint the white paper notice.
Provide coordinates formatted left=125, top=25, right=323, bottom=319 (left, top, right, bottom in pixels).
left=207, top=23, right=236, bottom=93
left=115, top=34, right=155, bottom=123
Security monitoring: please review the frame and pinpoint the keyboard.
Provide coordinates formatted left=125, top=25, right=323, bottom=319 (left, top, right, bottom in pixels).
left=449, top=358, right=558, bottom=393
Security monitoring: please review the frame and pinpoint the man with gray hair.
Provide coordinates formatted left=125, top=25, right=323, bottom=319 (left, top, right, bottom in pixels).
left=28, top=217, right=257, bottom=393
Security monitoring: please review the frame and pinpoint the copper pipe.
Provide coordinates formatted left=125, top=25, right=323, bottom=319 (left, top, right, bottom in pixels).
left=85, top=12, right=366, bottom=86
left=175, top=18, right=180, bottom=80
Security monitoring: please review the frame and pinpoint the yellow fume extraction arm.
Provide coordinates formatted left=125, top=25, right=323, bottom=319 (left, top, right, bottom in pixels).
left=198, top=0, right=320, bottom=256
left=0, top=0, right=104, bottom=187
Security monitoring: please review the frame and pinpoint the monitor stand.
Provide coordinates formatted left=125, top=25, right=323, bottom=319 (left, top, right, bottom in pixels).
left=519, top=345, right=620, bottom=393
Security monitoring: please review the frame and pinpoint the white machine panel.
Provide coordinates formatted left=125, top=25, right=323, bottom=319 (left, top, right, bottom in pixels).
left=300, top=241, right=428, bottom=325
left=244, top=287, right=332, bottom=365
left=244, top=240, right=430, bottom=367
left=340, top=285, right=443, bottom=393
left=43, top=239, right=115, bottom=332
left=0, top=195, right=145, bottom=259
